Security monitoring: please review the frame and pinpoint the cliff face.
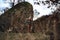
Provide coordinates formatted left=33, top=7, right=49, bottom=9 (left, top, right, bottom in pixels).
left=33, top=11, right=60, bottom=40
left=0, top=2, right=33, bottom=33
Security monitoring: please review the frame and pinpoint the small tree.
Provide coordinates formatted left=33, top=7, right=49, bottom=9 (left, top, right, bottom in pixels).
left=10, top=0, right=15, bottom=7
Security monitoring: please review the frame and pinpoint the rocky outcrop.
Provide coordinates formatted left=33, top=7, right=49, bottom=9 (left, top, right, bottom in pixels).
left=0, top=2, right=33, bottom=33
left=33, top=11, right=60, bottom=40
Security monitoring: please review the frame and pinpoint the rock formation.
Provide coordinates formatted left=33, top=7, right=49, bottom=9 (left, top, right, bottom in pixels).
left=0, top=2, right=33, bottom=33
left=33, top=10, right=60, bottom=40
left=0, top=2, right=60, bottom=40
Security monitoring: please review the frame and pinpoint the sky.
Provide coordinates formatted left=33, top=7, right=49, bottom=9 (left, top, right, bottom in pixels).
left=33, top=0, right=57, bottom=20
left=0, top=0, right=59, bottom=21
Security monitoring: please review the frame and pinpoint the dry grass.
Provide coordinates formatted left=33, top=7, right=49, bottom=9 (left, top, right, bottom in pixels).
left=0, top=32, right=50, bottom=40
